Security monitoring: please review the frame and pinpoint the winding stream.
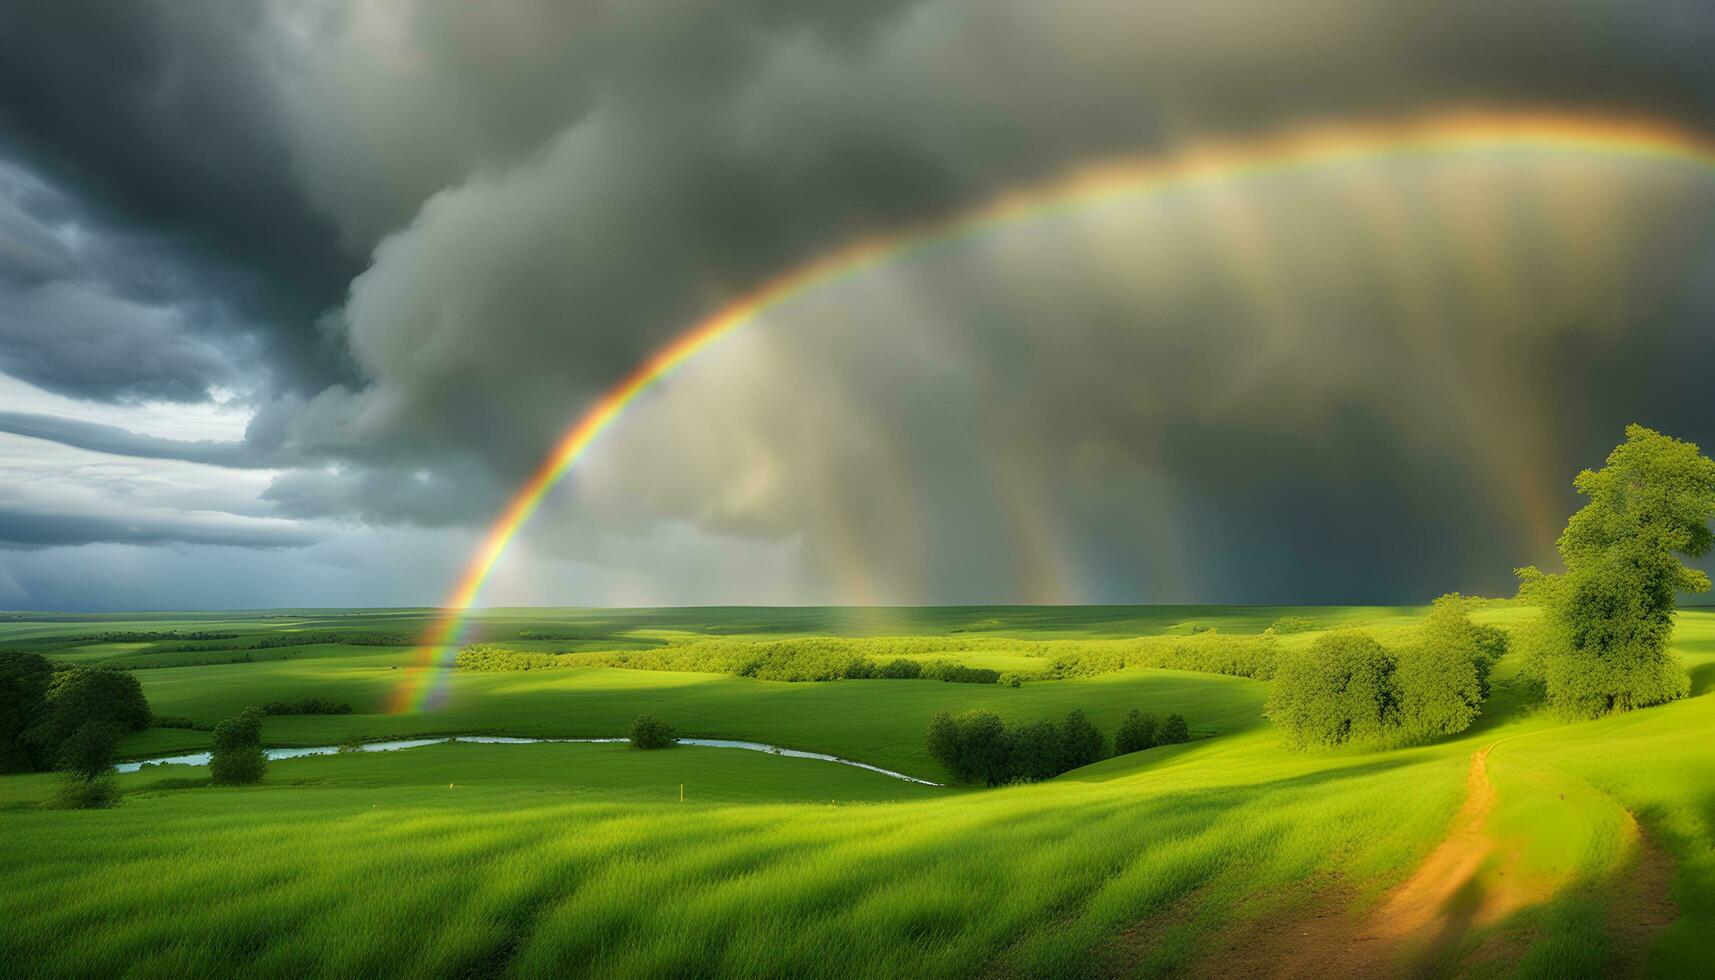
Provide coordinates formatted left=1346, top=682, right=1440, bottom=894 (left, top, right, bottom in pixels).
left=115, top=735, right=942, bottom=786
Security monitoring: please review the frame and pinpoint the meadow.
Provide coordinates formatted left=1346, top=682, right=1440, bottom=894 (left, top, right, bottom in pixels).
left=2, top=604, right=1711, bottom=977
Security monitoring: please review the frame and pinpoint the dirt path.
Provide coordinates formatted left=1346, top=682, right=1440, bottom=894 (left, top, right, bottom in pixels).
left=1194, top=746, right=1534, bottom=978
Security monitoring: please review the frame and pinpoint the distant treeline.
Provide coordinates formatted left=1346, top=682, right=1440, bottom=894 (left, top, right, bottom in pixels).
left=58, top=630, right=242, bottom=644
left=456, top=641, right=1005, bottom=684
left=161, top=631, right=416, bottom=651
left=927, top=707, right=1193, bottom=785
left=262, top=698, right=353, bottom=716
left=454, top=632, right=1279, bottom=685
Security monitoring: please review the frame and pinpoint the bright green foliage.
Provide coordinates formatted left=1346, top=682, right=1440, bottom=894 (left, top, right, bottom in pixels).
left=1266, top=616, right=1319, bottom=635
left=628, top=714, right=676, bottom=750
left=1114, top=710, right=1158, bottom=754
left=210, top=708, right=267, bottom=785
left=1394, top=596, right=1486, bottom=741
left=1470, top=623, right=1510, bottom=697
left=460, top=632, right=1280, bottom=683
left=0, top=651, right=54, bottom=772
left=1266, top=631, right=1400, bottom=749
left=1517, top=425, right=1715, bottom=717
left=1269, top=599, right=1498, bottom=750
left=1157, top=714, right=1191, bottom=745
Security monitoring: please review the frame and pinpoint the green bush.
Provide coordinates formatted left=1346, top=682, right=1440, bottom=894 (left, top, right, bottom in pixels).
left=1114, top=710, right=1158, bottom=755
left=629, top=715, right=676, bottom=750
left=1269, top=602, right=1493, bottom=751
left=210, top=708, right=267, bottom=785
left=1266, top=631, right=1401, bottom=750
left=1394, top=597, right=1485, bottom=741
left=52, top=772, right=119, bottom=809
left=878, top=658, right=922, bottom=679
left=1266, top=616, right=1319, bottom=635
left=1158, top=714, right=1190, bottom=745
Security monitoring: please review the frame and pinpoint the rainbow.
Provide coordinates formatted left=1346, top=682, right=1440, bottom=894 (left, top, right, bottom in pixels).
left=387, top=109, right=1715, bottom=713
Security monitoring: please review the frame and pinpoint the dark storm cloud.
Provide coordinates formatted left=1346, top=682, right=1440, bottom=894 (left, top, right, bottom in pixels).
left=6, top=0, right=1715, bottom=604
left=0, top=0, right=360, bottom=396
left=0, top=507, right=318, bottom=550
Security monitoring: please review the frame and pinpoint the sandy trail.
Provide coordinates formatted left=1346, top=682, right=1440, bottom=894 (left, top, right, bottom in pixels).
left=1190, top=742, right=1676, bottom=978
left=1195, top=746, right=1532, bottom=978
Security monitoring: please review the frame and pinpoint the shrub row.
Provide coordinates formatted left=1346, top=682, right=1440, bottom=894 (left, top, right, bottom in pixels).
left=456, top=632, right=1278, bottom=684
left=261, top=698, right=352, bottom=716
left=456, top=645, right=563, bottom=671
left=1032, top=633, right=1280, bottom=681
left=60, top=630, right=241, bottom=645
left=926, top=707, right=1193, bottom=785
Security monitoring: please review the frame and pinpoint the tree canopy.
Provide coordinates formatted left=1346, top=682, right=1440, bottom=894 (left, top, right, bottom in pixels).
left=1517, top=425, right=1715, bottom=717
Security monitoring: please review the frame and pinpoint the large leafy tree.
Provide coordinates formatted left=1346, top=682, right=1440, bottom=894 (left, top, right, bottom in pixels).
left=1518, top=425, right=1715, bottom=717
left=0, top=651, right=55, bottom=772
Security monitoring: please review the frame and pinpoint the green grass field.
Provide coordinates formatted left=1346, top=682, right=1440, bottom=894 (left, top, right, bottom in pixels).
left=3, top=605, right=1711, bottom=977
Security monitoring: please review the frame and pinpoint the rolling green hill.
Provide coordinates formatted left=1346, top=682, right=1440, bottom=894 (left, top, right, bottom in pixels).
left=2, top=605, right=1710, bottom=977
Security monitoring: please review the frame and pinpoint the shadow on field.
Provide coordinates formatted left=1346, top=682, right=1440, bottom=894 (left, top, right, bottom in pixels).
left=1455, top=810, right=1677, bottom=977
left=1687, top=661, right=1715, bottom=697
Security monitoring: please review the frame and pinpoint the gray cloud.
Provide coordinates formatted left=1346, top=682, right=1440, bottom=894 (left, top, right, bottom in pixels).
left=0, top=412, right=259, bottom=467
left=5, top=0, right=1715, bottom=606
left=0, top=507, right=317, bottom=550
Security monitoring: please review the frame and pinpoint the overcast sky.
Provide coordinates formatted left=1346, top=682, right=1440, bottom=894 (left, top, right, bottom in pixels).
left=3, top=0, right=1715, bottom=611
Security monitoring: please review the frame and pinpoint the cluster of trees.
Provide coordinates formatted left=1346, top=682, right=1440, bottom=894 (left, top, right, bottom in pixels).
left=1266, top=597, right=1507, bottom=750
left=1114, top=710, right=1190, bottom=753
left=261, top=697, right=352, bottom=716
left=0, top=653, right=151, bottom=807
left=629, top=714, right=677, bottom=749
left=1515, top=425, right=1715, bottom=718
left=926, top=708, right=1191, bottom=785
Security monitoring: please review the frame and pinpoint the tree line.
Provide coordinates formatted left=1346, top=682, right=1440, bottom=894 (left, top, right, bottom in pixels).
left=456, top=631, right=1280, bottom=685
left=1265, top=425, right=1715, bottom=749
left=926, top=707, right=1191, bottom=785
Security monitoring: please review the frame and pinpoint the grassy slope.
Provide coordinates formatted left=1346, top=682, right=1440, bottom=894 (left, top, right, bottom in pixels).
left=1, top=606, right=1711, bottom=977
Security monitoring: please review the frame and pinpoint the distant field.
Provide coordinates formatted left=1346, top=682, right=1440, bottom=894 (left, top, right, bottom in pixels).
left=2, top=605, right=1710, bottom=977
